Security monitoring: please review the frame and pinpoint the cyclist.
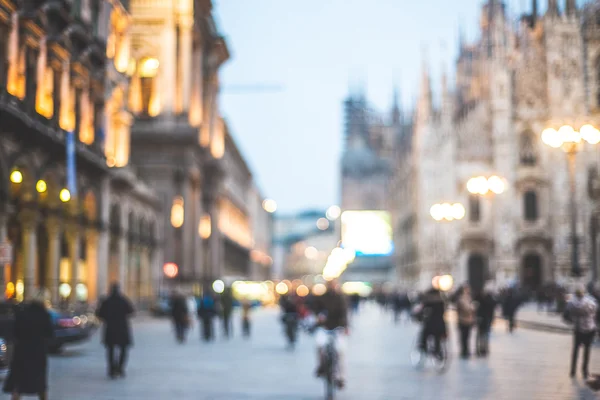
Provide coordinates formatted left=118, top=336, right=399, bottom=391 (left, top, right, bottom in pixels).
left=314, top=279, right=349, bottom=389
left=415, top=283, right=447, bottom=358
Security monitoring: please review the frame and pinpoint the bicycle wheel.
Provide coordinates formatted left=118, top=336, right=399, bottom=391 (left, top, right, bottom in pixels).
left=432, top=341, right=450, bottom=373
left=324, top=357, right=335, bottom=400
left=410, top=337, right=425, bottom=369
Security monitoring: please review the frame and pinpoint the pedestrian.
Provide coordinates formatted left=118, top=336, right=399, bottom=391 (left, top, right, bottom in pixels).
left=196, top=291, right=217, bottom=342
left=96, top=283, right=134, bottom=379
left=502, top=287, right=521, bottom=333
left=220, top=287, right=234, bottom=339
left=456, top=284, right=475, bottom=359
left=475, top=284, right=497, bottom=357
left=241, top=298, right=252, bottom=338
left=564, top=285, right=598, bottom=379
left=170, top=290, right=189, bottom=343
left=3, top=291, right=53, bottom=400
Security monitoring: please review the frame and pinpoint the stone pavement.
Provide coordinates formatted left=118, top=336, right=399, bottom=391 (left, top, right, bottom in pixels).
left=17, top=303, right=600, bottom=400
left=513, top=304, right=572, bottom=334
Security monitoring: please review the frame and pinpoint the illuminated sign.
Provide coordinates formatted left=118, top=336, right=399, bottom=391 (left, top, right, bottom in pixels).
left=341, top=211, right=393, bottom=256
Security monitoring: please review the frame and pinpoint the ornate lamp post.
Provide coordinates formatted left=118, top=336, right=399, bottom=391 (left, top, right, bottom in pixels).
left=542, top=124, right=600, bottom=277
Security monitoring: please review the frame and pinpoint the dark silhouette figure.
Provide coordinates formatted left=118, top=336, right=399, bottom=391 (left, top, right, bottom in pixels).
left=417, top=287, right=447, bottom=356
left=170, top=292, right=189, bottom=343
left=475, top=290, right=497, bottom=357
left=565, top=287, right=598, bottom=379
left=502, top=288, right=521, bottom=333
left=3, top=296, right=53, bottom=400
left=96, top=284, right=134, bottom=379
left=197, top=293, right=217, bottom=342
left=241, top=299, right=251, bottom=338
left=220, top=288, right=234, bottom=338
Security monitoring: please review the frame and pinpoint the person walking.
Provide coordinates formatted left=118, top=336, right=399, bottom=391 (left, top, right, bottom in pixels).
left=241, top=298, right=252, bottom=338
left=96, top=283, right=134, bottom=379
left=3, top=291, right=53, bottom=400
left=475, top=285, right=497, bottom=357
left=502, top=287, right=521, bottom=333
left=456, top=285, right=476, bottom=359
left=197, top=291, right=217, bottom=342
left=220, top=287, right=234, bottom=339
left=565, top=286, right=598, bottom=379
left=170, top=290, right=189, bottom=343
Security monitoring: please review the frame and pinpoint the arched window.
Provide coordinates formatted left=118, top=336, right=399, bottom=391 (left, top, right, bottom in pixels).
left=469, top=195, right=481, bottom=222
left=524, top=190, right=538, bottom=221
left=520, top=130, right=537, bottom=166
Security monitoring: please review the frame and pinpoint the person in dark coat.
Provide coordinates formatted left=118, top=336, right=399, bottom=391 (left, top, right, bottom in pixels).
left=416, top=286, right=447, bottom=356
left=3, top=292, right=54, bottom=400
left=196, top=292, right=217, bottom=342
left=170, top=291, right=189, bottom=343
left=475, top=286, right=497, bottom=357
left=96, top=284, right=134, bottom=379
left=501, top=287, right=521, bottom=333
left=220, top=288, right=234, bottom=338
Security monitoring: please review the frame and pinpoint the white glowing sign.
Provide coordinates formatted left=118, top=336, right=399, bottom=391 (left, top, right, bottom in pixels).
left=341, top=211, right=393, bottom=256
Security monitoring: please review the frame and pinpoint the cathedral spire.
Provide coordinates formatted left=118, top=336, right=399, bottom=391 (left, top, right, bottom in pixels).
left=391, top=85, right=401, bottom=125
left=531, top=0, right=538, bottom=26
left=565, top=0, right=576, bottom=17
left=417, top=52, right=432, bottom=123
left=547, top=0, right=560, bottom=17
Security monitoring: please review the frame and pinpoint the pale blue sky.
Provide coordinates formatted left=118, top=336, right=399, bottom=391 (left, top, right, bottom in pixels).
left=213, top=0, right=540, bottom=212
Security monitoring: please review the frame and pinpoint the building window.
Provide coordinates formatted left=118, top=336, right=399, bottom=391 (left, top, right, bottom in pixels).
left=524, top=191, right=539, bottom=221
left=138, top=58, right=160, bottom=116
left=469, top=195, right=481, bottom=222
left=520, top=130, right=537, bottom=166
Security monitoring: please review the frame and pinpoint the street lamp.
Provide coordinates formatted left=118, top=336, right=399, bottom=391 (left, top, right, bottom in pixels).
left=430, top=203, right=466, bottom=222
left=541, top=124, right=600, bottom=277
left=466, top=175, right=506, bottom=196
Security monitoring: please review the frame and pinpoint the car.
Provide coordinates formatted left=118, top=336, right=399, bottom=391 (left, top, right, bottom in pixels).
left=47, top=308, right=98, bottom=353
left=0, top=302, right=98, bottom=354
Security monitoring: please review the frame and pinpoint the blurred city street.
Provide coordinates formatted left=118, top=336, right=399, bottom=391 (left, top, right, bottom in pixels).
left=41, top=304, right=598, bottom=400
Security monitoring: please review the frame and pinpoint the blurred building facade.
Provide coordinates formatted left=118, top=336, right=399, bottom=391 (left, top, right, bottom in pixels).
left=127, top=0, right=272, bottom=292
left=272, top=209, right=337, bottom=279
left=340, top=90, right=407, bottom=283
left=394, top=0, right=600, bottom=291
left=0, top=0, right=161, bottom=307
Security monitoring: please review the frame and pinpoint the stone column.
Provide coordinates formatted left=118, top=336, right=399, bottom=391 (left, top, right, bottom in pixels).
left=161, top=20, right=176, bottom=115
left=50, top=57, right=63, bottom=129
left=65, top=223, right=80, bottom=302
left=86, top=229, right=98, bottom=303
left=24, top=45, right=39, bottom=112
left=118, top=212, right=129, bottom=293
left=46, top=217, right=61, bottom=305
left=96, top=177, right=110, bottom=301
left=20, top=210, right=37, bottom=300
left=179, top=17, right=193, bottom=113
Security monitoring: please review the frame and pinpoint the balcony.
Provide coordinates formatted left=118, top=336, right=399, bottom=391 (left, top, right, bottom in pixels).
left=460, top=222, right=493, bottom=251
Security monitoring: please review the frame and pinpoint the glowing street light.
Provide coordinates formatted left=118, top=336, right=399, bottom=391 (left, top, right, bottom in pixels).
left=317, top=218, right=329, bottom=230
left=540, top=123, right=600, bottom=277
left=326, top=205, right=341, bottom=221
left=36, top=180, right=47, bottom=193
left=467, top=175, right=506, bottom=195
left=262, top=199, right=277, bottom=213
left=59, top=188, right=71, bottom=203
left=212, top=279, right=225, bottom=294
left=10, top=170, right=22, bottom=184
left=430, top=203, right=465, bottom=222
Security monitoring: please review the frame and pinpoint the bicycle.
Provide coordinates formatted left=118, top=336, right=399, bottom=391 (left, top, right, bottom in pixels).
left=410, top=331, right=449, bottom=373
left=320, top=327, right=346, bottom=400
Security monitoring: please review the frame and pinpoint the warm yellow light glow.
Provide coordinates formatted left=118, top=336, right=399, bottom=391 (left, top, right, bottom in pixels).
left=171, top=197, right=184, bottom=228
left=59, top=189, right=71, bottom=203
left=304, top=246, right=318, bottom=260
left=312, top=283, right=327, bottom=296
left=296, top=285, right=309, bottom=297
left=275, top=282, right=289, bottom=295
left=163, top=263, right=179, bottom=278
left=451, top=203, right=466, bottom=220
left=5, top=282, right=14, bottom=299
left=36, top=180, right=47, bottom=193
left=341, top=281, right=373, bottom=297
left=10, top=170, right=22, bottom=184
left=317, top=218, right=330, bottom=230
left=438, top=275, right=454, bottom=292
left=58, top=283, right=71, bottom=298
left=541, top=128, right=561, bottom=148
left=213, top=280, right=225, bottom=294
left=199, top=214, right=211, bottom=239
left=487, top=175, right=505, bottom=194
left=262, top=199, right=277, bottom=213
left=441, top=203, right=454, bottom=221
left=430, top=204, right=443, bottom=221
left=581, top=124, right=600, bottom=145
left=139, top=58, right=159, bottom=78
left=558, top=125, right=580, bottom=144
left=326, top=205, right=341, bottom=221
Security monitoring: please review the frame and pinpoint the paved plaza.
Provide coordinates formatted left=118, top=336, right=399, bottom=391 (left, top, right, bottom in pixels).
left=17, top=304, right=600, bottom=400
